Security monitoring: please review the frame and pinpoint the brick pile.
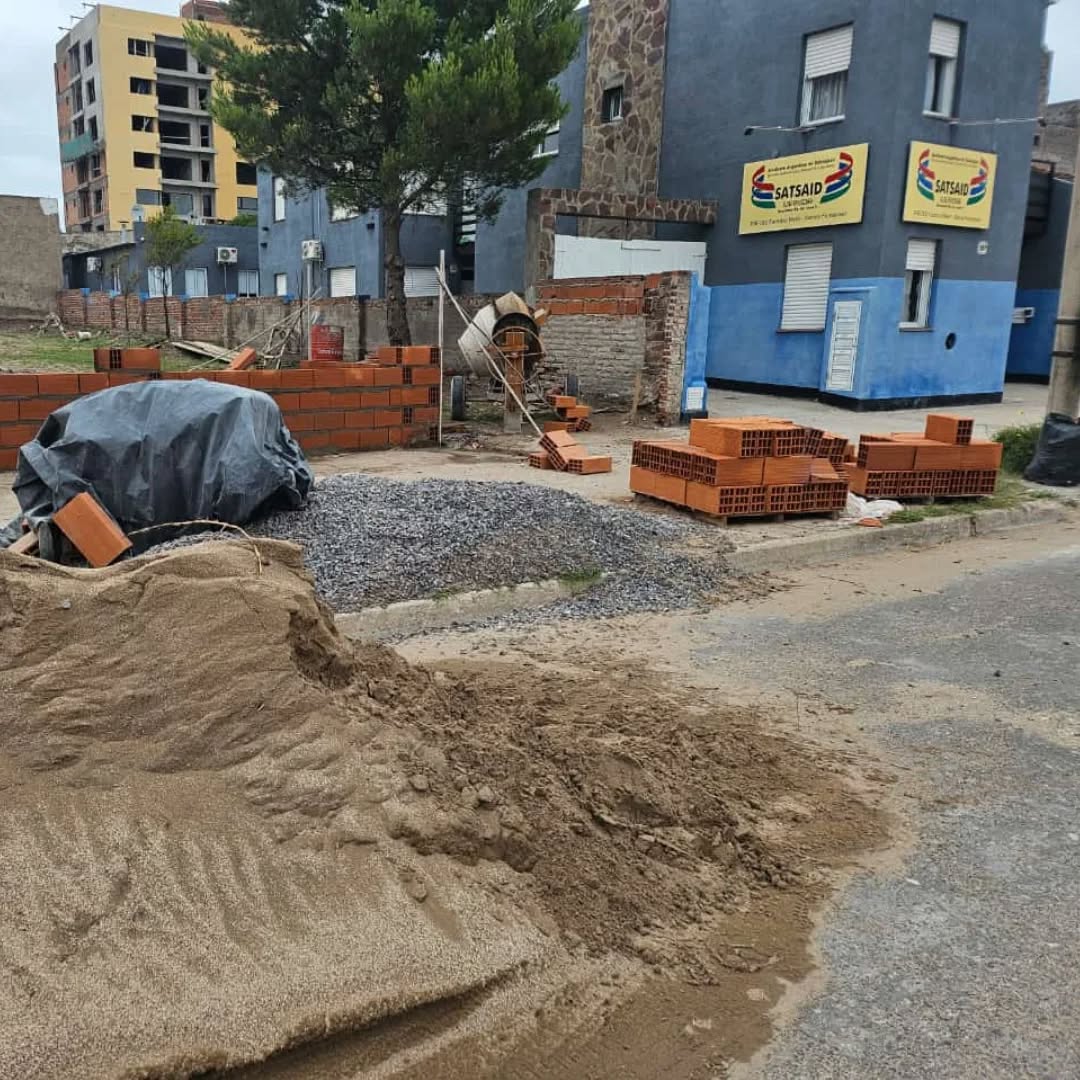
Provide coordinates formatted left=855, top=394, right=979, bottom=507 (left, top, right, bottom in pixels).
left=542, top=392, right=593, bottom=433
left=630, top=417, right=851, bottom=521
left=849, top=414, right=1001, bottom=499
left=0, top=346, right=443, bottom=470
left=530, top=428, right=612, bottom=475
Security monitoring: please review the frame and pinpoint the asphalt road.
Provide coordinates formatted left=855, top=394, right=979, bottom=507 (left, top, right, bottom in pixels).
left=706, top=538, right=1080, bottom=1079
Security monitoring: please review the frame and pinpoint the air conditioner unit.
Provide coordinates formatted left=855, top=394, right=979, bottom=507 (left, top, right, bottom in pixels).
left=86, top=256, right=102, bottom=272
left=301, top=239, right=324, bottom=262
left=216, top=246, right=239, bottom=264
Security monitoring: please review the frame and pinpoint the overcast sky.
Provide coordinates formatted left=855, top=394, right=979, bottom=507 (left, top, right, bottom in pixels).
left=2, top=0, right=1078, bottom=224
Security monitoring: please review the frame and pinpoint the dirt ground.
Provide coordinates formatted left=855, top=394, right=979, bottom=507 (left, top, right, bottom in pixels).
left=0, top=538, right=891, bottom=1080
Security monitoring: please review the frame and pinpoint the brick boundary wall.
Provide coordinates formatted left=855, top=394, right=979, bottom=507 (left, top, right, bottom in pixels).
left=535, top=271, right=689, bottom=422
left=55, top=290, right=494, bottom=371
left=0, top=361, right=441, bottom=471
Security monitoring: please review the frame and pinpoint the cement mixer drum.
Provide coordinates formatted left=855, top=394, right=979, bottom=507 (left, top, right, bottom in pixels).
left=457, top=295, right=543, bottom=381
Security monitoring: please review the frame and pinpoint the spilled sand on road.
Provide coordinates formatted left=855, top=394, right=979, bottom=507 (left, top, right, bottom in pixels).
left=0, top=541, right=886, bottom=1078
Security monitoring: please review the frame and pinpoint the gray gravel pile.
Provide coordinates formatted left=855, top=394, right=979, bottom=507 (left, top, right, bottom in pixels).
left=148, top=473, right=739, bottom=617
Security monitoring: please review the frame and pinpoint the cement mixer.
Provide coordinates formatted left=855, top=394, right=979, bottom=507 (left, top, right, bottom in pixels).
left=457, top=292, right=545, bottom=383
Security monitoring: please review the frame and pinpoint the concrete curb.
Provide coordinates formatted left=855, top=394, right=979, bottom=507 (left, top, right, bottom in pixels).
left=336, top=577, right=578, bottom=639
left=727, top=501, right=1075, bottom=575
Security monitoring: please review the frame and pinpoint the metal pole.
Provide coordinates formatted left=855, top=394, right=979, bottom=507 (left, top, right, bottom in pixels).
left=437, top=249, right=445, bottom=446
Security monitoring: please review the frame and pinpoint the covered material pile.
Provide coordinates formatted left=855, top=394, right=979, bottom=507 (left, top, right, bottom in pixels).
left=849, top=413, right=1001, bottom=498
left=632, top=417, right=850, bottom=521
left=0, top=540, right=870, bottom=1077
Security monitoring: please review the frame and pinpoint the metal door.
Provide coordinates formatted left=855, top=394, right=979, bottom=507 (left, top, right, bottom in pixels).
left=824, top=298, right=862, bottom=392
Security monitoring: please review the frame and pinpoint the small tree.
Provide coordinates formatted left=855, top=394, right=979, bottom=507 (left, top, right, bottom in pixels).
left=144, top=207, right=201, bottom=338
left=105, top=252, right=140, bottom=334
left=188, top=0, right=580, bottom=345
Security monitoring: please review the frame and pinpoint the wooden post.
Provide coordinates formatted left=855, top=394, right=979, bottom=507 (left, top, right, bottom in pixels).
left=502, top=328, right=526, bottom=434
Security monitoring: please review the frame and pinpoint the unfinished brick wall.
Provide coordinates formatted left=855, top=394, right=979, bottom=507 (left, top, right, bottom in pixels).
left=534, top=273, right=688, bottom=418
left=0, top=359, right=442, bottom=470
left=56, top=290, right=495, bottom=370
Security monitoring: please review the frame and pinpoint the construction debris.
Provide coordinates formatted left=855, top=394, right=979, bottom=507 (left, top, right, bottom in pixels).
left=632, top=418, right=850, bottom=522
left=849, top=414, right=1001, bottom=499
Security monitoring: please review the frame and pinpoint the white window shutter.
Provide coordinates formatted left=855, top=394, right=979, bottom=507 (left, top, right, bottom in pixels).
left=404, top=266, right=440, bottom=297
left=804, top=25, right=853, bottom=78
left=781, top=244, right=833, bottom=331
left=929, top=18, right=961, bottom=59
left=906, top=239, right=937, bottom=272
left=328, top=266, right=356, bottom=297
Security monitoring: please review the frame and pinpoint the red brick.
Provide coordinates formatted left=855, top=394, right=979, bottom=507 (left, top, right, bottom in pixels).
left=215, top=371, right=251, bottom=386
left=376, top=346, right=403, bottom=364
left=401, top=386, right=430, bottom=406
left=373, top=366, right=403, bottom=387
left=0, top=401, right=17, bottom=422
left=108, top=373, right=146, bottom=386
left=0, top=424, right=37, bottom=448
left=333, top=390, right=362, bottom=409
left=19, top=399, right=56, bottom=421
left=388, top=426, right=404, bottom=445
left=248, top=370, right=282, bottom=390
left=401, top=345, right=437, bottom=366
left=299, top=431, right=331, bottom=451
left=360, top=390, right=390, bottom=408
left=312, top=366, right=348, bottom=388
left=228, top=347, right=258, bottom=371
left=375, top=409, right=403, bottom=428
left=37, top=373, right=80, bottom=395
left=387, top=387, right=403, bottom=406
left=313, top=411, right=346, bottom=431
left=273, top=392, right=300, bottom=412
left=342, top=364, right=376, bottom=386
left=410, top=367, right=441, bottom=386
left=280, top=368, right=315, bottom=388
left=0, top=374, right=38, bottom=397
left=329, top=429, right=361, bottom=449
left=52, top=492, right=132, bottom=567
left=78, top=373, right=110, bottom=393
left=305, top=390, right=333, bottom=410
left=0, top=448, right=17, bottom=470
left=359, top=428, right=391, bottom=448
left=414, top=405, right=439, bottom=423
left=285, top=412, right=315, bottom=431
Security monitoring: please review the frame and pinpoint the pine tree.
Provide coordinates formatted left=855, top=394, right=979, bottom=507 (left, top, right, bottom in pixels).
left=188, top=0, right=579, bottom=345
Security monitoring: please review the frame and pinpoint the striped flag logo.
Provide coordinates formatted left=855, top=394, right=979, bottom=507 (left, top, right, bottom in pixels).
left=821, top=151, right=854, bottom=204
left=917, top=148, right=935, bottom=201
left=751, top=165, right=775, bottom=209
left=968, top=159, right=989, bottom=206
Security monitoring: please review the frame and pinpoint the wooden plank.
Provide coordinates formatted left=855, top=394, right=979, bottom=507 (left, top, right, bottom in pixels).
left=7, top=529, right=39, bottom=556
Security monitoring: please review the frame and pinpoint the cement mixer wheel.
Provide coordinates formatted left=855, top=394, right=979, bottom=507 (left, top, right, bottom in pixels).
left=450, top=376, right=467, bottom=421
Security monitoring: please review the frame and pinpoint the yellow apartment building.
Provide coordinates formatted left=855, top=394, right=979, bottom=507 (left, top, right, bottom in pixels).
left=55, top=1, right=256, bottom=232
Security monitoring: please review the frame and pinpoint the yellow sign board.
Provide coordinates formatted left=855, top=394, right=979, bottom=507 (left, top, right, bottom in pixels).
left=902, top=142, right=996, bottom=230
left=739, top=144, right=869, bottom=235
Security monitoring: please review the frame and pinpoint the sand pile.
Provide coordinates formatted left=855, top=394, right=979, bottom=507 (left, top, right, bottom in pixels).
left=0, top=541, right=873, bottom=1078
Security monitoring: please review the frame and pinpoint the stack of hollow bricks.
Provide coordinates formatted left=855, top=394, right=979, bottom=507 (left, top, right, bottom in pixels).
left=631, top=417, right=851, bottom=520
left=529, top=389, right=611, bottom=474
left=849, top=414, right=1001, bottom=499
left=0, top=346, right=442, bottom=470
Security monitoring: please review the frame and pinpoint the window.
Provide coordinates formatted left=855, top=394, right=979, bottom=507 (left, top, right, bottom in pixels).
left=801, top=25, right=852, bottom=125
left=73, top=116, right=85, bottom=137
left=200, top=159, right=213, bottom=183
left=111, top=264, right=122, bottom=293
left=132, top=114, right=155, bottom=132
left=184, top=268, right=209, bottom=297
left=67, top=45, right=81, bottom=75
left=925, top=18, right=961, bottom=117
left=235, top=162, right=257, bottom=186
left=162, top=191, right=193, bottom=215
left=601, top=85, right=623, bottom=123
left=83, top=40, right=93, bottom=67
left=86, top=78, right=96, bottom=104
left=329, top=266, right=357, bottom=297
left=72, top=82, right=83, bottom=113
left=274, top=272, right=288, bottom=296
left=90, top=152, right=101, bottom=178
left=199, top=124, right=212, bottom=147
left=202, top=194, right=214, bottom=218
left=131, top=77, right=153, bottom=95
left=161, top=156, right=192, bottom=181
left=128, top=38, right=153, bottom=57
left=93, top=189, right=103, bottom=213
left=237, top=196, right=258, bottom=212
left=404, top=266, right=441, bottom=297
left=780, top=243, right=833, bottom=331
left=135, top=188, right=161, bottom=206
left=157, top=82, right=188, bottom=108
left=160, top=120, right=191, bottom=145
left=901, top=239, right=936, bottom=328
left=197, top=87, right=210, bottom=110
left=133, top=151, right=155, bottom=169
left=331, top=202, right=358, bottom=222
left=88, top=116, right=98, bottom=141
left=147, top=266, right=172, bottom=298
left=237, top=270, right=259, bottom=297
left=155, top=44, right=188, bottom=72
left=273, top=177, right=286, bottom=221
left=535, top=121, right=560, bottom=158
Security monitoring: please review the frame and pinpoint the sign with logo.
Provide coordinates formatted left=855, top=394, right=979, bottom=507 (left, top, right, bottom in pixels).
left=903, top=142, right=997, bottom=230
left=739, top=144, right=869, bottom=235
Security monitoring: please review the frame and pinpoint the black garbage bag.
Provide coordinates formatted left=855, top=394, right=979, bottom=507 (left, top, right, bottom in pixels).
left=1024, top=412, right=1080, bottom=487
left=0, top=379, right=313, bottom=555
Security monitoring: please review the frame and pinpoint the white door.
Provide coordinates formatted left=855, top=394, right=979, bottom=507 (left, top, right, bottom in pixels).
left=553, top=236, right=707, bottom=279
left=824, top=299, right=862, bottom=392
left=328, top=266, right=356, bottom=297
left=404, top=266, right=440, bottom=297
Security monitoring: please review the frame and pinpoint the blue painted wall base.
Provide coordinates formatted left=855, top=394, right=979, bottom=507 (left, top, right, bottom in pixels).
left=704, top=276, right=1015, bottom=406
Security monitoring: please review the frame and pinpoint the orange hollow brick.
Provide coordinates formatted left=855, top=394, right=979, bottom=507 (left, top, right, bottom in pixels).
left=52, top=492, right=132, bottom=568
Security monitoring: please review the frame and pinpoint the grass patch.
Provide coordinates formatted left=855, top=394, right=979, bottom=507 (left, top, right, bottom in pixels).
left=993, top=422, right=1042, bottom=475
left=0, top=330, right=206, bottom=373
left=885, top=474, right=1055, bottom=524
left=558, top=566, right=603, bottom=593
